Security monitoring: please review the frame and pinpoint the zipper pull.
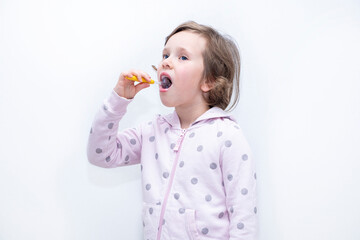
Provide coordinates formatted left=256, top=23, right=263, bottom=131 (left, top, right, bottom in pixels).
left=174, top=129, right=186, bottom=152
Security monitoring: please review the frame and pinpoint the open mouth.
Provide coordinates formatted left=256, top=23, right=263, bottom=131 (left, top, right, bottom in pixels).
left=161, top=76, right=172, bottom=89
left=160, top=74, right=172, bottom=90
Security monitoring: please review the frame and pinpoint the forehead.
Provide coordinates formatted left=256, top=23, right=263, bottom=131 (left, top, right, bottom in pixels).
left=164, top=31, right=207, bottom=53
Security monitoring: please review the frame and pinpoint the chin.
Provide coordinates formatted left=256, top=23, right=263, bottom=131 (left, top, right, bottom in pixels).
left=160, top=100, right=174, bottom=108
left=159, top=96, right=175, bottom=108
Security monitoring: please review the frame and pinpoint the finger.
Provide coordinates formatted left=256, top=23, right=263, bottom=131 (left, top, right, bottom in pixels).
left=123, top=70, right=151, bottom=84
left=120, top=71, right=133, bottom=78
left=120, top=72, right=135, bottom=83
left=134, top=82, right=150, bottom=94
left=134, top=70, right=151, bottom=83
left=135, top=72, right=143, bottom=83
left=140, top=71, right=152, bottom=83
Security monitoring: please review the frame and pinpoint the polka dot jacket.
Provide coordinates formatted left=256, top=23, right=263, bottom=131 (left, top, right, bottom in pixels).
left=87, top=91, right=257, bottom=240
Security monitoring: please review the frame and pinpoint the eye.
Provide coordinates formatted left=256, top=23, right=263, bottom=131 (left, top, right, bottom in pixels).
left=163, top=54, right=169, bottom=59
left=180, top=56, right=188, bottom=60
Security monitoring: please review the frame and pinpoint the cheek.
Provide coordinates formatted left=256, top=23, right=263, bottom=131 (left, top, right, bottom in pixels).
left=177, top=66, right=200, bottom=81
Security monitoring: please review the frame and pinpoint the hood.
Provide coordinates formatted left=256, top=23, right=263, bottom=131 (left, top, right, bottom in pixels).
left=160, top=107, right=236, bottom=129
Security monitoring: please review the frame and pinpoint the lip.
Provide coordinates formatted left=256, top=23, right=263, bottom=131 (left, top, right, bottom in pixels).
left=159, top=72, right=173, bottom=92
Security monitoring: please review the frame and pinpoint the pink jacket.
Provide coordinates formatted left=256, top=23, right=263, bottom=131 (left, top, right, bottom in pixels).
left=87, top=91, right=257, bottom=240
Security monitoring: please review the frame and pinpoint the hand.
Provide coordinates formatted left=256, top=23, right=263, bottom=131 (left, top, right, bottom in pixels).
left=114, top=70, right=152, bottom=99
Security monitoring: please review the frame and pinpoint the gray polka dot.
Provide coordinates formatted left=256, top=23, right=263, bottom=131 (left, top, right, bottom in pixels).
left=170, top=143, right=176, bottom=149
left=179, top=161, right=184, bottom=167
left=189, top=132, right=195, bottom=138
left=156, top=201, right=161, bottom=205
left=230, top=206, right=234, bottom=214
left=117, top=142, right=122, bottom=149
left=191, top=178, right=198, bottom=184
left=103, top=105, right=108, bottom=111
left=145, top=184, right=151, bottom=191
left=197, top=145, right=203, bottom=152
left=162, top=219, right=165, bottom=225
left=149, top=136, right=155, bottom=142
left=125, top=155, right=129, bottom=161
left=201, top=228, right=209, bottom=235
left=105, top=156, right=111, bottom=162
left=155, top=153, right=158, bottom=160
left=254, top=172, right=257, bottom=179
left=96, top=148, right=102, bottom=154
left=242, top=154, right=248, bottom=161
left=234, top=125, right=240, bottom=129
left=90, top=128, right=93, bottom=134
left=148, top=121, right=152, bottom=125
left=237, top=222, right=244, bottom=230
left=174, top=193, right=180, bottom=200
left=254, top=207, right=257, bottom=214
left=227, top=174, right=233, bottom=181
left=108, top=123, right=114, bottom=129
left=165, top=127, right=169, bottom=133
left=108, top=136, right=111, bottom=140
left=208, top=120, right=215, bottom=125
left=179, top=208, right=185, bottom=214
left=141, top=165, right=143, bottom=171
left=163, top=172, right=169, bottom=179
left=217, top=131, right=223, bottom=137
left=205, top=194, right=212, bottom=202
left=210, top=163, right=217, bottom=170
left=241, top=188, right=248, bottom=195
left=225, top=140, right=232, bottom=147
left=149, top=208, right=153, bottom=214
left=130, top=139, right=136, bottom=145
left=218, top=212, right=224, bottom=218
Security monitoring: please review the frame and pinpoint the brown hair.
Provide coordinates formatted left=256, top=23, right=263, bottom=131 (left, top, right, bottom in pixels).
left=165, top=21, right=241, bottom=111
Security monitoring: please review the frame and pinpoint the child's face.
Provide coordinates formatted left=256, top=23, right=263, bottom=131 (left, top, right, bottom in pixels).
left=157, top=31, right=210, bottom=110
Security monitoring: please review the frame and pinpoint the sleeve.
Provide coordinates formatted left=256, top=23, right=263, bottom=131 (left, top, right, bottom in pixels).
left=87, top=90, right=143, bottom=168
left=220, top=125, right=257, bottom=240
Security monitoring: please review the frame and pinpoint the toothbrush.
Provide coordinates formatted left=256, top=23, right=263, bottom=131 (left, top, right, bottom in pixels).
left=125, top=66, right=159, bottom=84
left=125, top=76, right=159, bottom=85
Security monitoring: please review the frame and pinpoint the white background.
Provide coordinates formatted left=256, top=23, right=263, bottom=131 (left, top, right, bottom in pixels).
left=1, top=0, right=359, bottom=239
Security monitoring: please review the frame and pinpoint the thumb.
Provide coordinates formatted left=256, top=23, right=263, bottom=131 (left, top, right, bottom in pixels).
left=134, top=82, right=150, bottom=95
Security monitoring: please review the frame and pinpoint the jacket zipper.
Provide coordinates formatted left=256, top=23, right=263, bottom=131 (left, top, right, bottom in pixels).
left=157, top=128, right=186, bottom=240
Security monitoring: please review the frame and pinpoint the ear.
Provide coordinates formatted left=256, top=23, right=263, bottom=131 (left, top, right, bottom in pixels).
left=200, top=79, right=213, bottom=92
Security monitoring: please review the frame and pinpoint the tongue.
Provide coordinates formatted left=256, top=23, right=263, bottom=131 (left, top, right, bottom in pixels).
left=161, top=77, right=172, bottom=89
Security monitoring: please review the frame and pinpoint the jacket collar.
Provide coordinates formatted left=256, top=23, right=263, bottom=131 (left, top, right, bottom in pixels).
left=161, top=107, right=236, bottom=129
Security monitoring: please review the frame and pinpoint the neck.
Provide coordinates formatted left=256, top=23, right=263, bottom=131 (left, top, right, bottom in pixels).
left=175, top=103, right=210, bottom=129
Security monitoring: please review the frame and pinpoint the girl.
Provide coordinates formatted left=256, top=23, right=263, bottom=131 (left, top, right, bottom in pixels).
left=87, top=21, right=257, bottom=240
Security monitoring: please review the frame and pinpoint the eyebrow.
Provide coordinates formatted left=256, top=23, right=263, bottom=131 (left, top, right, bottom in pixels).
left=163, top=47, right=190, bottom=53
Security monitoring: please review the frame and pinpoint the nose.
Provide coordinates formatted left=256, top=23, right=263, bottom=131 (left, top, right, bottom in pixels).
left=161, top=57, right=173, bottom=69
